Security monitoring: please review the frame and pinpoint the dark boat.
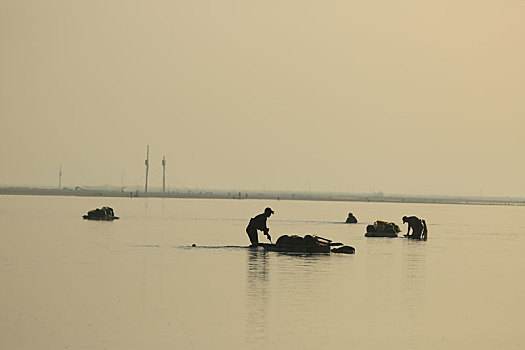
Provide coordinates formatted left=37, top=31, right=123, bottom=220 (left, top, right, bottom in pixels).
left=82, top=206, right=119, bottom=221
left=365, top=220, right=401, bottom=238
left=252, top=235, right=354, bottom=254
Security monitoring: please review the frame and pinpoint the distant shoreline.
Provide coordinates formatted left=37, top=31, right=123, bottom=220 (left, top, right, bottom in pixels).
left=1, top=187, right=524, bottom=207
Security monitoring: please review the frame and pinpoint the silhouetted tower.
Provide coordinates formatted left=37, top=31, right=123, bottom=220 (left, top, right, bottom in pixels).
left=162, top=156, right=166, bottom=193
left=144, top=145, right=150, bottom=193
left=58, top=165, right=62, bottom=189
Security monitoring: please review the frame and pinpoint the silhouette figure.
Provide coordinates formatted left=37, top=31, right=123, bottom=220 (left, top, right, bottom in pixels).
left=246, top=207, right=274, bottom=246
left=402, top=216, right=424, bottom=239
left=345, top=212, right=358, bottom=223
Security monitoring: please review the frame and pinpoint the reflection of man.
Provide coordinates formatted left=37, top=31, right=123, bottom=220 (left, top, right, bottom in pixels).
left=402, top=216, right=423, bottom=239
left=246, top=208, right=274, bottom=246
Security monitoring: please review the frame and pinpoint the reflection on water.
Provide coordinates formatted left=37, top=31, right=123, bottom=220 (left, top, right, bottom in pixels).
left=402, top=240, right=427, bottom=347
left=245, top=248, right=335, bottom=348
left=246, top=249, right=270, bottom=344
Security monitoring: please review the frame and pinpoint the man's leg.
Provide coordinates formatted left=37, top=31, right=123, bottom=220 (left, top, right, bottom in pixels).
left=246, top=226, right=259, bottom=246
left=412, top=225, right=423, bottom=239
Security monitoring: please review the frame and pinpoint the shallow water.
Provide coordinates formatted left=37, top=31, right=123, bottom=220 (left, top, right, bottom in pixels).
left=1, top=195, right=524, bottom=349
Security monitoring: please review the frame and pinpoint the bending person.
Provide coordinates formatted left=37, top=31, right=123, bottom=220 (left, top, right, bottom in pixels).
left=246, top=207, right=274, bottom=246
left=402, top=216, right=424, bottom=239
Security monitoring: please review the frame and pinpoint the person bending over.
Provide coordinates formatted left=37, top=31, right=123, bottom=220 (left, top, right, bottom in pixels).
left=246, top=207, right=274, bottom=246
left=402, top=216, right=424, bottom=239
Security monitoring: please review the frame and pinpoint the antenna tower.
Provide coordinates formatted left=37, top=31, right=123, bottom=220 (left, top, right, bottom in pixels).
left=162, top=156, right=166, bottom=193
left=59, top=165, right=62, bottom=189
left=145, top=145, right=149, bottom=193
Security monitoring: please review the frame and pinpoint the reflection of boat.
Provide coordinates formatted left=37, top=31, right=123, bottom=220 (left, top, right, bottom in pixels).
left=252, top=235, right=355, bottom=254
left=82, top=215, right=119, bottom=221
left=254, top=242, right=331, bottom=253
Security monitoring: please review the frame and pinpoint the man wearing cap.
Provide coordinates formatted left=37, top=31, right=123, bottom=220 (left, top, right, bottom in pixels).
left=246, top=207, right=274, bottom=246
left=402, top=215, right=423, bottom=239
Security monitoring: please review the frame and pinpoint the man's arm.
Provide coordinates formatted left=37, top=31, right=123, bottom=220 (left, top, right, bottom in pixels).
left=405, top=224, right=412, bottom=237
left=259, top=216, right=271, bottom=241
left=251, top=213, right=272, bottom=241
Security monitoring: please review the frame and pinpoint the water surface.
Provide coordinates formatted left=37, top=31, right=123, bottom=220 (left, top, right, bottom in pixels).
left=1, top=195, right=524, bottom=349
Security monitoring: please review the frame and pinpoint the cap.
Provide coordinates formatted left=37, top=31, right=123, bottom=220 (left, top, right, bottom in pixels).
left=265, top=207, right=275, bottom=214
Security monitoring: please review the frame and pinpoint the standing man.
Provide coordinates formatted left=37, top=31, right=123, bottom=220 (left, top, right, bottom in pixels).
left=246, top=207, right=274, bottom=246
left=402, top=216, right=424, bottom=239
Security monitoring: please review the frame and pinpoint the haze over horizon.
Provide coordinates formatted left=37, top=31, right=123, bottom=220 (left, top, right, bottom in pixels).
left=1, top=1, right=524, bottom=197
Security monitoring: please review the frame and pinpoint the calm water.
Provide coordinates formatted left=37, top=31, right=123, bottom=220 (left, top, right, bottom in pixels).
left=1, top=195, right=524, bottom=349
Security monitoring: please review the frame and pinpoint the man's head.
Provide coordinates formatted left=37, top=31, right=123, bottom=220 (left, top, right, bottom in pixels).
left=264, top=207, right=274, bottom=217
left=402, top=216, right=408, bottom=223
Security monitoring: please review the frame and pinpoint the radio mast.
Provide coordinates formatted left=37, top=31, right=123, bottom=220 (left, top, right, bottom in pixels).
left=162, top=156, right=166, bottom=193
left=144, top=145, right=149, bottom=193
left=58, top=165, right=62, bottom=189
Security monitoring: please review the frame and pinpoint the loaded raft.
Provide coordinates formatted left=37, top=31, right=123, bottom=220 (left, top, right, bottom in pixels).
left=364, top=219, right=428, bottom=240
left=254, top=235, right=355, bottom=254
left=365, top=220, right=401, bottom=238
left=83, top=207, right=119, bottom=221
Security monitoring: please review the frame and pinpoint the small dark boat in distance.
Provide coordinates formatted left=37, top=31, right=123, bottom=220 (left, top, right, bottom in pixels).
left=83, top=206, right=119, bottom=221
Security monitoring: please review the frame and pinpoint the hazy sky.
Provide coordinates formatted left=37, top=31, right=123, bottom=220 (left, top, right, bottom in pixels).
left=1, top=0, right=524, bottom=196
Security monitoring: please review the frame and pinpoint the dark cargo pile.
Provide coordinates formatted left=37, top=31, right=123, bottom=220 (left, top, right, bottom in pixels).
left=275, top=234, right=322, bottom=247
left=365, top=220, right=401, bottom=237
left=83, top=207, right=119, bottom=220
left=256, top=234, right=355, bottom=254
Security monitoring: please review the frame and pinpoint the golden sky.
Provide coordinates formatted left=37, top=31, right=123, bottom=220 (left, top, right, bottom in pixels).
left=1, top=0, right=524, bottom=196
